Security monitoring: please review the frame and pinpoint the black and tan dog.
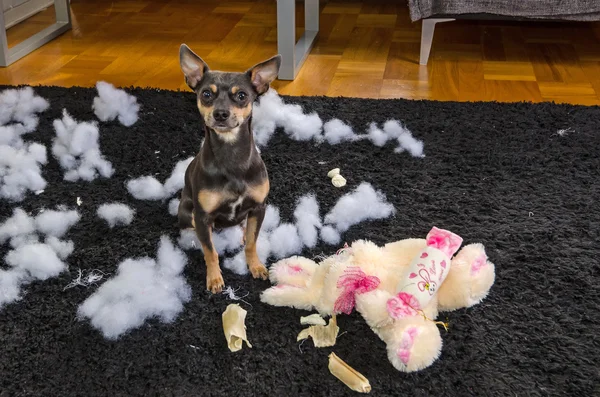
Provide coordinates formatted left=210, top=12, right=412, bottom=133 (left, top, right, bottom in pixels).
left=177, top=44, right=281, bottom=294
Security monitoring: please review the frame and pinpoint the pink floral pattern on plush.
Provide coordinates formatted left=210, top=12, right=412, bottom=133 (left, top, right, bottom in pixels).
left=333, top=267, right=380, bottom=315
left=426, top=227, right=463, bottom=258
left=397, top=327, right=419, bottom=365
left=470, top=252, right=487, bottom=275
left=387, top=292, right=420, bottom=319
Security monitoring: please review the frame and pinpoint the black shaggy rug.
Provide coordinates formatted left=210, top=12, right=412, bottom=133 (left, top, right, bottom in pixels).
left=0, top=85, right=599, bottom=397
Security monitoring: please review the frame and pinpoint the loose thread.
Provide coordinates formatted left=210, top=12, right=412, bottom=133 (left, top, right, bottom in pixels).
left=222, top=286, right=252, bottom=307
left=417, top=309, right=449, bottom=332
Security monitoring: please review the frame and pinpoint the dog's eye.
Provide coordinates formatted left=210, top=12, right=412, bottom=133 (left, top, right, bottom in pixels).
left=236, top=91, right=247, bottom=101
left=201, top=90, right=212, bottom=99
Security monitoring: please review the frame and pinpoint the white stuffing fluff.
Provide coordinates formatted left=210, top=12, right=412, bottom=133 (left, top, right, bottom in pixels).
left=293, top=194, right=322, bottom=248
left=256, top=234, right=271, bottom=263
left=0, top=109, right=48, bottom=202
left=222, top=205, right=279, bottom=275
left=0, top=208, right=36, bottom=244
left=92, top=81, right=140, bottom=127
left=168, top=198, right=180, bottom=216
left=177, top=229, right=199, bottom=250
left=268, top=223, right=303, bottom=259
left=323, top=182, right=395, bottom=233
left=5, top=242, right=67, bottom=280
left=320, top=225, right=341, bottom=245
left=162, top=157, right=193, bottom=197
left=323, top=119, right=359, bottom=144
left=35, top=209, right=80, bottom=238
left=9, top=233, right=39, bottom=248
left=0, top=142, right=48, bottom=202
left=252, top=89, right=324, bottom=145
left=127, top=156, right=193, bottom=201
left=213, top=226, right=244, bottom=254
left=262, top=204, right=281, bottom=232
left=97, top=203, right=135, bottom=228
left=0, top=87, right=49, bottom=147
left=384, top=120, right=425, bottom=157
left=52, top=110, right=114, bottom=182
left=222, top=251, right=247, bottom=275
left=0, top=205, right=79, bottom=309
left=252, top=90, right=424, bottom=156
left=77, top=236, right=192, bottom=340
left=0, top=269, right=27, bottom=308
left=177, top=226, right=243, bottom=255
left=367, top=122, right=391, bottom=147
left=44, top=236, right=74, bottom=260
left=126, top=176, right=166, bottom=200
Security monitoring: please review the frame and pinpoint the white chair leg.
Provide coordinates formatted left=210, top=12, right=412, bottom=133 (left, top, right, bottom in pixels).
left=277, top=0, right=319, bottom=80
left=419, top=18, right=454, bottom=65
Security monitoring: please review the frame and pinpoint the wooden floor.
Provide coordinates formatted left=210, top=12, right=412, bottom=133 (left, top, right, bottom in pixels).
left=3, top=0, right=600, bottom=105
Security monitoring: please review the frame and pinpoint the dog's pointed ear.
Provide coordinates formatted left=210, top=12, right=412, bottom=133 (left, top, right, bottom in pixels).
left=246, top=55, right=281, bottom=95
left=179, top=44, right=209, bottom=90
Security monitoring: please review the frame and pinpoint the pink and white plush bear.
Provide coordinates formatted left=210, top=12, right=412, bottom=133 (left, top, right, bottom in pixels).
left=260, top=227, right=495, bottom=372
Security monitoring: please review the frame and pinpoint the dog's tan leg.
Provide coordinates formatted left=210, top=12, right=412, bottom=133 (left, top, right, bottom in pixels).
left=194, top=217, right=224, bottom=293
left=245, top=207, right=268, bottom=280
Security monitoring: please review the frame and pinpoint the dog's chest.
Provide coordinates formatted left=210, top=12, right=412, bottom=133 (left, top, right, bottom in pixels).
left=226, top=195, right=245, bottom=221
left=212, top=192, right=257, bottom=228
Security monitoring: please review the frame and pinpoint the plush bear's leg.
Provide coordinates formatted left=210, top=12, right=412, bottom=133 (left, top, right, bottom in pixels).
left=267, top=256, right=317, bottom=288
left=260, top=284, right=318, bottom=311
left=380, top=317, right=442, bottom=372
left=437, top=243, right=496, bottom=312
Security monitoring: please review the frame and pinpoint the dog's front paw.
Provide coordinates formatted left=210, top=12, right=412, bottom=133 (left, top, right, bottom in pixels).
left=207, top=271, right=225, bottom=294
left=249, top=262, right=268, bottom=280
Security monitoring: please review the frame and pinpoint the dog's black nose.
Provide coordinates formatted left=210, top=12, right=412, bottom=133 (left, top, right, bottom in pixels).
left=213, top=109, right=230, bottom=122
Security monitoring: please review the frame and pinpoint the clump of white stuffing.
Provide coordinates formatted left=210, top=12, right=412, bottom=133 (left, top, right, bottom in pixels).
left=320, top=225, right=341, bottom=245
left=383, top=120, right=425, bottom=157
left=126, top=176, right=166, bottom=200
left=0, top=206, right=79, bottom=309
left=127, top=157, right=193, bottom=201
left=213, top=226, right=244, bottom=254
left=252, top=89, right=323, bottom=145
left=0, top=86, right=49, bottom=147
left=168, top=198, right=180, bottom=216
left=92, top=81, right=140, bottom=127
left=35, top=208, right=80, bottom=237
left=293, top=194, right=321, bottom=248
left=0, top=142, right=48, bottom=202
left=52, top=109, right=114, bottom=182
left=268, top=223, right=303, bottom=259
left=0, top=89, right=51, bottom=202
left=251, top=89, right=425, bottom=156
left=323, top=119, right=359, bottom=144
left=163, top=157, right=193, bottom=197
left=367, top=122, right=391, bottom=147
left=177, top=229, right=199, bottom=250
left=0, top=208, right=36, bottom=244
left=5, top=242, right=67, bottom=280
left=45, top=236, right=75, bottom=260
left=77, top=236, right=192, bottom=340
left=97, top=203, right=135, bottom=228
left=323, top=182, right=395, bottom=233
left=0, top=242, right=68, bottom=309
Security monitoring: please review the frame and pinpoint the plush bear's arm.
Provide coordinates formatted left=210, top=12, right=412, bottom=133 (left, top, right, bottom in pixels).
left=355, top=289, right=396, bottom=328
